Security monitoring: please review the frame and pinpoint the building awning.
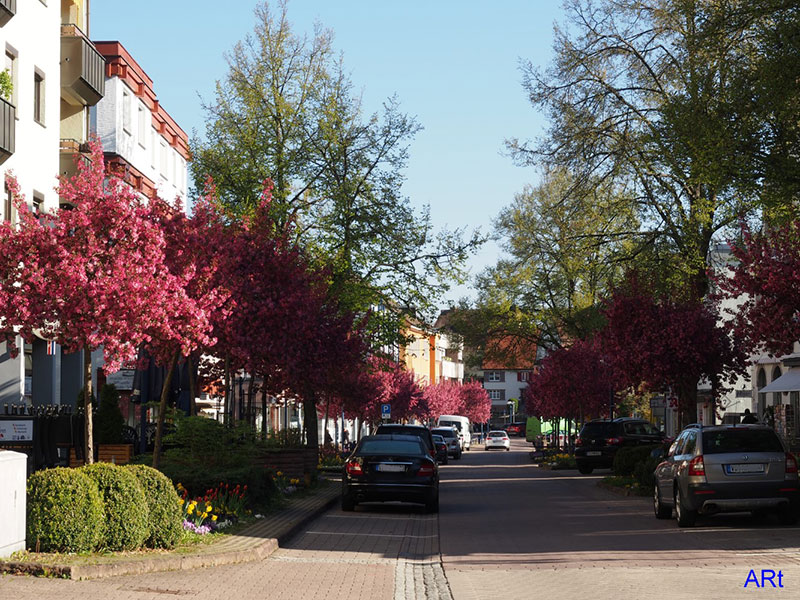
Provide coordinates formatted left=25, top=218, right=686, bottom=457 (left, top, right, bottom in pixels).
left=759, top=369, right=800, bottom=393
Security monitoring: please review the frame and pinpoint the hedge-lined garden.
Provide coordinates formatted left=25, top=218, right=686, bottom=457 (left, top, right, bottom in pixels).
left=26, top=464, right=182, bottom=553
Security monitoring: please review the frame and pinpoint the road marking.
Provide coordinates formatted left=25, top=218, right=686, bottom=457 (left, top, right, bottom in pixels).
left=442, top=476, right=603, bottom=483
left=305, top=531, right=439, bottom=539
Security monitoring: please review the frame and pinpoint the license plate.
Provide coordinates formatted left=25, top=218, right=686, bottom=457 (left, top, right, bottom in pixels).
left=376, top=463, right=405, bottom=473
left=587, top=451, right=601, bottom=457
left=726, top=463, right=765, bottom=474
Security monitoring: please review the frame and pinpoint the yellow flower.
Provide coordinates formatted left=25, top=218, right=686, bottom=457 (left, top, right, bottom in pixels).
left=202, top=512, right=208, bottom=518
left=205, top=505, right=212, bottom=512
left=276, top=471, right=283, bottom=477
left=187, top=505, right=194, bottom=514
left=212, top=515, right=218, bottom=522
left=177, top=498, right=183, bottom=505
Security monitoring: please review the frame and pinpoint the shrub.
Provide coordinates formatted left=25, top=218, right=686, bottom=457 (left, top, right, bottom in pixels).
left=81, top=463, right=149, bottom=551
left=159, top=460, right=280, bottom=511
left=123, top=464, right=183, bottom=549
left=95, top=384, right=125, bottom=444
left=613, top=445, right=661, bottom=477
left=634, top=455, right=662, bottom=490
left=27, top=467, right=103, bottom=553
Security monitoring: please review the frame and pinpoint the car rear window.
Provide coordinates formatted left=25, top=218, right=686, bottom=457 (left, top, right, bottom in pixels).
left=702, top=429, right=784, bottom=455
left=580, top=422, right=612, bottom=437
left=439, top=420, right=462, bottom=431
left=488, top=431, right=507, bottom=436
left=432, top=429, right=457, bottom=439
left=359, top=440, right=424, bottom=455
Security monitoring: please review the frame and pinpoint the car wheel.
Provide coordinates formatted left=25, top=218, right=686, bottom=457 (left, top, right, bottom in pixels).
left=653, top=483, right=671, bottom=519
left=577, top=464, right=593, bottom=475
left=675, top=487, right=696, bottom=527
left=778, top=506, right=799, bottom=526
left=341, top=493, right=356, bottom=512
left=506, top=446, right=510, bottom=451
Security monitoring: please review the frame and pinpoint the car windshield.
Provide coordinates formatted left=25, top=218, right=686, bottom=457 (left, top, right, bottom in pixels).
left=701, top=429, right=784, bottom=455
left=580, top=422, right=612, bottom=437
left=488, top=431, right=506, bottom=436
left=358, top=440, right=424, bottom=455
left=432, top=429, right=457, bottom=439
left=432, top=435, right=445, bottom=443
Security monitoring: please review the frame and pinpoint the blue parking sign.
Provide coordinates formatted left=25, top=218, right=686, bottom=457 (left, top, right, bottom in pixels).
left=381, top=403, right=391, bottom=419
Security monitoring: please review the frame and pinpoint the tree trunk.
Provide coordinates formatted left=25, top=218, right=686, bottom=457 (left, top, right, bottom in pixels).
left=223, top=354, right=231, bottom=426
left=323, top=396, right=331, bottom=446
left=188, top=355, right=196, bottom=417
left=152, top=352, right=178, bottom=470
left=247, top=373, right=255, bottom=427
left=303, top=390, right=319, bottom=449
left=261, top=380, right=268, bottom=441
left=83, top=344, right=94, bottom=465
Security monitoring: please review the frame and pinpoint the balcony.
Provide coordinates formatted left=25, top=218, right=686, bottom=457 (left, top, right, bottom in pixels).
left=0, top=97, right=14, bottom=163
left=59, top=139, right=91, bottom=181
left=60, top=24, right=105, bottom=107
left=0, top=0, right=15, bottom=27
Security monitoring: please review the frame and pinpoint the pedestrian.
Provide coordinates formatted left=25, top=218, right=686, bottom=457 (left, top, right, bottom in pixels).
left=741, top=408, right=758, bottom=424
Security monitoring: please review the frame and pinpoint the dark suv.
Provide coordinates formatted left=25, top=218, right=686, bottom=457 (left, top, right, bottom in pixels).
left=575, top=417, right=664, bottom=474
left=374, top=423, right=436, bottom=459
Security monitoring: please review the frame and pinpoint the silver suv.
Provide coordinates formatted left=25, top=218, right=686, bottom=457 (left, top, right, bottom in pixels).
left=653, top=424, right=799, bottom=527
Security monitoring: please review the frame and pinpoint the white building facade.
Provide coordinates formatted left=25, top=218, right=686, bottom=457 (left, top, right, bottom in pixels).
left=91, top=41, right=189, bottom=210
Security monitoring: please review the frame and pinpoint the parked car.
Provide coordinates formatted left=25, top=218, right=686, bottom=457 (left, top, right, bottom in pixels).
left=506, top=422, right=526, bottom=437
left=341, top=434, right=439, bottom=513
left=653, top=424, right=800, bottom=527
left=484, top=430, right=511, bottom=451
left=431, top=434, right=449, bottom=465
left=437, top=415, right=471, bottom=450
left=431, top=427, right=462, bottom=459
left=575, top=417, right=665, bottom=474
left=375, top=423, right=436, bottom=459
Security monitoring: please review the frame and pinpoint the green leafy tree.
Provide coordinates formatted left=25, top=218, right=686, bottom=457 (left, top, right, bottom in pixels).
left=192, top=1, right=483, bottom=344
left=509, top=0, right=798, bottom=301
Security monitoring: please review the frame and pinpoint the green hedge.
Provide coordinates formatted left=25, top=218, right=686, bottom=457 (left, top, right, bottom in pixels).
left=123, top=465, right=183, bottom=549
left=158, top=460, right=280, bottom=510
left=27, top=467, right=104, bottom=553
left=612, top=445, right=662, bottom=477
left=81, top=463, right=149, bottom=551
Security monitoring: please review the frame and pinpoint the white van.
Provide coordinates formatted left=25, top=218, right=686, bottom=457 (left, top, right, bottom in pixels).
left=437, top=415, right=471, bottom=451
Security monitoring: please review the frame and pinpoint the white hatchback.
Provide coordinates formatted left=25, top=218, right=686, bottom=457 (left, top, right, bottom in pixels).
left=484, top=430, right=510, bottom=451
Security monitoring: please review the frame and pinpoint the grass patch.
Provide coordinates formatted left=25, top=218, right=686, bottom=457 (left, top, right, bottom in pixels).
left=601, top=475, right=650, bottom=496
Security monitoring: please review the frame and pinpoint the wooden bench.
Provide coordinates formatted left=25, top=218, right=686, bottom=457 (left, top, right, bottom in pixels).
left=69, top=443, right=134, bottom=466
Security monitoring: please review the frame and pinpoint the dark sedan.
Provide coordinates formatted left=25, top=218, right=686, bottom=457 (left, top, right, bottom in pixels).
left=342, top=434, right=439, bottom=513
left=432, top=434, right=449, bottom=465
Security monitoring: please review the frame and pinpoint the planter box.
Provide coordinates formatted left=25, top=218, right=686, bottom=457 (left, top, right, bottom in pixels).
left=69, top=443, right=133, bottom=467
left=255, top=448, right=318, bottom=480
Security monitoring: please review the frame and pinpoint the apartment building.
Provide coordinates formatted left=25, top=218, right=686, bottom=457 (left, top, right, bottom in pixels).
left=0, top=0, right=105, bottom=408
left=91, top=41, right=189, bottom=210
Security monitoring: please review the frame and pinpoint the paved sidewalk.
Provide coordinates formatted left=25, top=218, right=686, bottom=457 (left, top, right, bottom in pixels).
left=0, top=478, right=341, bottom=580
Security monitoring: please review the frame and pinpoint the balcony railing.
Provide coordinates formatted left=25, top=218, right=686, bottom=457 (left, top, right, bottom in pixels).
left=60, top=24, right=105, bottom=107
left=0, top=97, right=15, bottom=162
left=59, top=139, right=91, bottom=180
left=0, top=0, right=15, bottom=27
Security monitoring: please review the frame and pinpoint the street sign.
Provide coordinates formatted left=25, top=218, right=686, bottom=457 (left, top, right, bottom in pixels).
left=381, top=403, right=391, bottom=420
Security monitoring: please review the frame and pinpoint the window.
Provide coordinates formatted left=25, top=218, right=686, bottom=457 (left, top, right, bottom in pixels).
left=33, top=71, right=44, bottom=124
left=517, top=371, right=532, bottom=382
left=122, top=90, right=131, bottom=133
left=488, top=389, right=505, bottom=402
left=138, top=106, right=146, bottom=146
left=151, top=130, right=157, bottom=168
left=4, top=49, right=17, bottom=106
left=486, top=371, right=503, bottom=382
left=32, top=192, right=43, bottom=215
left=160, top=140, right=167, bottom=177
left=3, top=181, right=12, bottom=222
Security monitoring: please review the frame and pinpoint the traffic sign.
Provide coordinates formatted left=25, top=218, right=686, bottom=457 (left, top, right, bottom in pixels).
left=381, top=403, right=391, bottom=420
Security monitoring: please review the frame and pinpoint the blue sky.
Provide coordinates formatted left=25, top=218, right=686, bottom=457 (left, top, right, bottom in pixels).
left=91, top=1, right=564, bottom=307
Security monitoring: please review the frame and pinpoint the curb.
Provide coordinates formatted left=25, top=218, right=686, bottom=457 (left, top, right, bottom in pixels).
left=1, top=480, right=341, bottom=581
left=596, top=480, right=647, bottom=497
